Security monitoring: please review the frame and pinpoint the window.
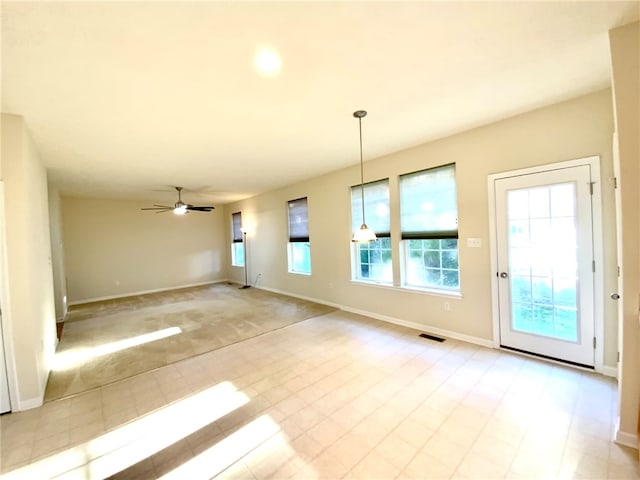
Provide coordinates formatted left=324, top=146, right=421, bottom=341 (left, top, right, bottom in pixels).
left=350, top=179, right=392, bottom=283
left=400, top=164, right=459, bottom=290
left=287, top=197, right=311, bottom=274
left=231, top=212, right=244, bottom=267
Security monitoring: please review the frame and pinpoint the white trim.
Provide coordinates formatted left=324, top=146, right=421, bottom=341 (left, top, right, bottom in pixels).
left=242, top=283, right=615, bottom=377
left=487, top=156, right=605, bottom=371
left=255, top=285, right=493, bottom=348
left=15, top=394, right=43, bottom=412
left=0, top=181, right=19, bottom=413
left=488, top=175, right=501, bottom=349
left=11, top=352, right=50, bottom=412
left=67, top=280, right=226, bottom=306
left=600, top=365, right=618, bottom=378
left=588, top=157, right=605, bottom=374
left=348, top=278, right=464, bottom=299
left=341, top=305, right=494, bottom=348
left=614, top=416, right=639, bottom=449
left=253, top=285, right=343, bottom=310
left=497, top=346, right=606, bottom=375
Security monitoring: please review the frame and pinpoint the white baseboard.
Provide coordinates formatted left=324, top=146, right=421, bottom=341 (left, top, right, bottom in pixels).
left=340, top=304, right=494, bottom=348
left=67, top=280, right=225, bottom=306
left=254, top=285, right=343, bottom=310
left=15, top=354, right=53, bottom=412
left=260, top=286, right=622, bottom=376
left=614, top=417, right=639, bottom=449
left=16, top=394, right=43, bottom=412
left=255, top=285, right=493, bottom=348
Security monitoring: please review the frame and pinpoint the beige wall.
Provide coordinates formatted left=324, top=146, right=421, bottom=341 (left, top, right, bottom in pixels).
left=0, top=114, right=57, bottom=409
left=609, top=21, right=640, bottom=447
left=62, top=197, right=227, bottom=303
left=48, top=184, right=67, bottom=321
left=225, top=89, right=618, bottom=367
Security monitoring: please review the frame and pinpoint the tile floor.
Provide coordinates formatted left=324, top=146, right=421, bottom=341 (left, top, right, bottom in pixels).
left=46, top=282, right=334, bottom=401
left=1, top=311, right=638, bottom=479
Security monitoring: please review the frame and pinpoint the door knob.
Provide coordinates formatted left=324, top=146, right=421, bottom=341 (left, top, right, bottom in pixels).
left=611, top=293, right=620, bottom=300
left=500, top=272, right=508, bottom=278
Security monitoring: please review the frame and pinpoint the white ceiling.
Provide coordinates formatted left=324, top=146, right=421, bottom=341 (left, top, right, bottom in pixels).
left=2, top=1, right=639, bottom=206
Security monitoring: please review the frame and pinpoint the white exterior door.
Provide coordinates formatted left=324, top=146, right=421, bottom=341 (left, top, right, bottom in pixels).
left=493, top=164, right=596, bottom=367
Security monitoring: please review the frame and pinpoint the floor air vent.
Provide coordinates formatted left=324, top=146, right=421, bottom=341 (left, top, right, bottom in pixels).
left=419, top=333, right=446, bottom=343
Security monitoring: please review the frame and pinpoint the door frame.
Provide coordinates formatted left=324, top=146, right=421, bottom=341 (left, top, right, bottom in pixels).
left=0, top=181, right=16, bottom=411
left=488, top=156, right=605, bottom=373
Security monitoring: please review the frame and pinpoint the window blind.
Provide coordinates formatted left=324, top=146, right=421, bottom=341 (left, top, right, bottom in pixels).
left=232, top=212, right=243, bottom=243
left=400, top=164, right=458, bottom=239
left=288, top=197, right=309, bottom=242
left=350, top=179, right=390, bottom=237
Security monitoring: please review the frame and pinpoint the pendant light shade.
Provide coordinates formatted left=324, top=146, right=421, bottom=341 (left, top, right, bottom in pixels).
left=352, top=110, right=377, bottom=243
left=353, top=223, right=377, bottom=242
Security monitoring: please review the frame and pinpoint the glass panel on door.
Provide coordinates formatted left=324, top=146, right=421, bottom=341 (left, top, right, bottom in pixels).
left=507, top=183, right=579, bottom=343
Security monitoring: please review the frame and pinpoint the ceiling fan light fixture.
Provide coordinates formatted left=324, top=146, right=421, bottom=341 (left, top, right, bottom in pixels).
left=141, top=186, right=214, bottom=214
left=352, top=110, right=377, bottom=243
left=173, top=205, right=188, bottom=215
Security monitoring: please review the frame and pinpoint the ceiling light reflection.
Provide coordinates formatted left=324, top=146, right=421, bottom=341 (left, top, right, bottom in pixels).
left=254, top=47, right=282, bottom=77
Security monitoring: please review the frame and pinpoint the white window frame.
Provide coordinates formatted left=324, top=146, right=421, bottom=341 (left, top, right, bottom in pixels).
left=400, top=164, right=460, bottom=293
left=350, top=179, right=392, bottom=285
left=287, top=197, right=311, bottom=275
left=231, top=212, right=244, bottom=267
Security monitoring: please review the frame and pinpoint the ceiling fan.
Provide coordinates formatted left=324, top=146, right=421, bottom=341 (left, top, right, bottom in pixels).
left=141, top=187, right=214, bottom=215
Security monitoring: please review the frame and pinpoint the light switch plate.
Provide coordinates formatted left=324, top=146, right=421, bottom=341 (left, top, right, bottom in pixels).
left=467, top=238, right=481, bottom=248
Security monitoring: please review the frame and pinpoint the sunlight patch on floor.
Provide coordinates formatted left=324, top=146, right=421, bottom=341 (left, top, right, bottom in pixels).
left=159, top=415, right=293, bottom=479
left=2, top=382, right=248, bottom=480
left=52, top=327, right=183, bottom=371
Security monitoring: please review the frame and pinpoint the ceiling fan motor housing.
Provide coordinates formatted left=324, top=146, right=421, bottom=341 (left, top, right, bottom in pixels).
left=140, top=186, right=214, bottom=213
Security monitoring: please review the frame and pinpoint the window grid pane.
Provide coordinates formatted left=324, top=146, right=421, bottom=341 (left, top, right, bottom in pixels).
left=355, top=237, right=392, bottom=283
left=232, top=242, right=244, bottom=267
left=405, top=239, right=459, bottom=289
left=287, top=197, right=311, bottom=274
left=508, top=184, right=579, bottom=342
left=288, top=242, right=311, bottom=274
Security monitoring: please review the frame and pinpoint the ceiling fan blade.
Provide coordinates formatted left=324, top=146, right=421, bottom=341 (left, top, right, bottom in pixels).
left=186, top=206, right=214, bottom=212
left=141, top=207, right=172, bottom=211
left=140, top=190, right=214, bottom=213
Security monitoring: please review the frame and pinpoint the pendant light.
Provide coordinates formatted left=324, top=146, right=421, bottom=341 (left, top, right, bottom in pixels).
left=352, top=110, right=377, bottom=242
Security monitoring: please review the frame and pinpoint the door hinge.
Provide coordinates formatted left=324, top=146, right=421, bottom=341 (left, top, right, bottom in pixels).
left=592, top=260, right=596, bottom=273
left=611, top=177, right=618, bottom=189
left=593, top=337, right=596, bottom=349
left=617, top=351, right=620, bottom=362
left=617, top=265, right=621, bottom=277
left=589, top=182, right=594, bottom=195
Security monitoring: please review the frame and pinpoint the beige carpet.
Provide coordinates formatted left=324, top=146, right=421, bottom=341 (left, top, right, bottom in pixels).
left=45, top=283, right=335, bottom=401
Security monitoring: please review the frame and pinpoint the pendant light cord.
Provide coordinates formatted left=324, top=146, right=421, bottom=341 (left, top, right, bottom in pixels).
left=358, top=116, right=366, bottom=224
